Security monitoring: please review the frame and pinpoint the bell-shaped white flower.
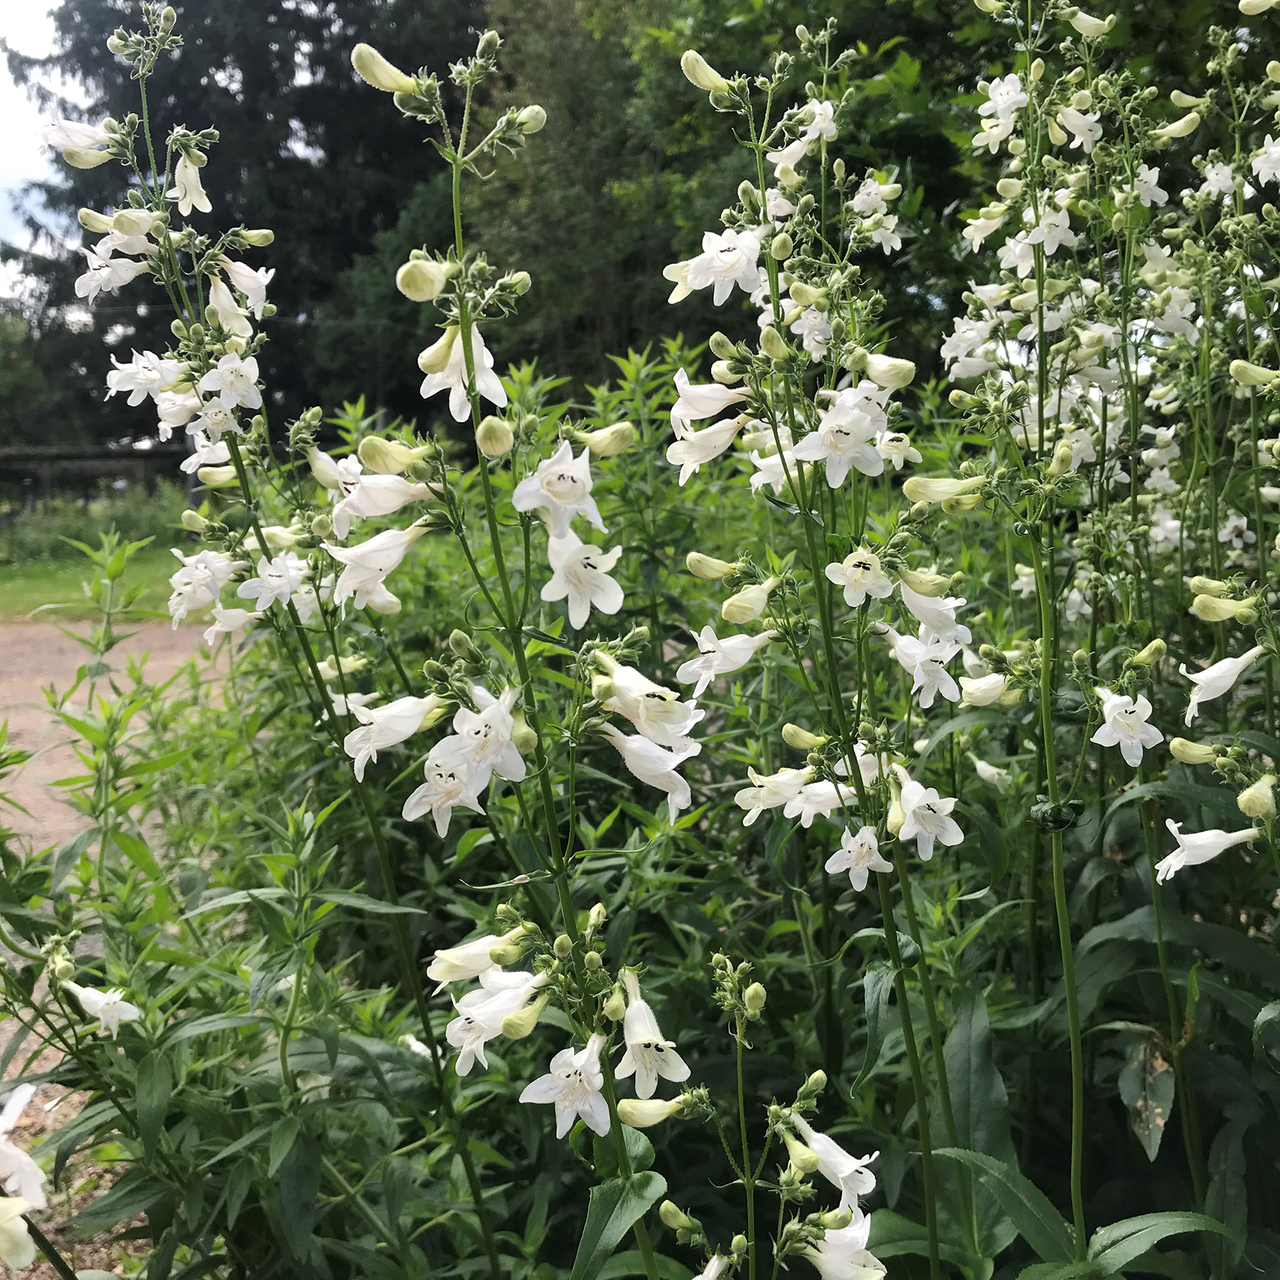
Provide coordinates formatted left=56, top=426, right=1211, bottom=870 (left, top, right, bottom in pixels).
left=0, top=1086, right=46, bottom=1210
left=323, top=520, right=429, bottom=607
left=520, top=1034, right=611, bottom=1139
left=512, top=441, right=605, bottom=537
left=802, top=1213, right=885, bottom=1280
left=75, top=244, right=150, bottom=304
left=669, top=368, right=747, bottom=437
left=418, top=324, right=508, bottom=421
left=328, top=456, right=432, bottom=540
left=825, top=825, right=893, bottom=892
left=675, top=625, right=777, bottom=697
left=106, top=349, right=184, bottom=405
left=900, top=582, right=971, bottom=645
left=600, top=724, right=699, bottom=821
left=202, top=604, right=262, bottom=648
left=734, top=766, right=813, bottom=826
left=597, top=655, right=705, bottom=751
left=427, top=926, right=527, bottom=993
left=960, top=673, right=1009, bottom=707
left=0, top=1197, right=35, bottom=1270
left=449, top=970, right=549, bottom=1075
left=219, top=255, right=274, bottom=318
left=786, top=780, right=857, bottom=828
left=167, top=549, right=246, bottom=627
left=615, top=971, right=690, bottom=1099
left=1090, top=688, right=1163, bottom=768
left=208, top=275, right=253, bottom=337
left=792, top=1115, right=879, bottom=1210
left=887, top=628, right=960, bottom=709
left=197, top=352, right=262, bottom=411
left=898, top=779, right=963, bottom=861
left=1155, top=820, right=1258, bottom=883
left=541, top=531, right=624, bottom=628
left=825, top=550, right=893, bottom=607
left=666, top=415, right=746, bottom=484
left=166, top=153, right=212, bottom=216
left=401, top=739, right=486, bottom=836
left=61, top=982, right=142, bottom=1039
left=343, top=694, right=444, bottom=782
left=236, top=552, right=309, bottom=612
left=1180, top=645, right=1265, bottom=726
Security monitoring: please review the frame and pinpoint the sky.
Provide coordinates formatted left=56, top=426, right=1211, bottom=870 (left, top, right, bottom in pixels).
left=0, top=2, right=83, bottom=291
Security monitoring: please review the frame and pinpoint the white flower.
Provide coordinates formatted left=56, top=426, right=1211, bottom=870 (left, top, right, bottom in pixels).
left=669, top=368, right=748, bottom=437
left=61, top=982, right=142, bottom=1038
left=418, top=324, right=508, bottom=421
left=766, top=188, right=796, bottom=218
left=192, top=398, right=237, bottom=442
left=1058, top=107, right=1102, bottom=153
left=1131, top=164, right=1169, bottom=207
left=734, top=766, right=813, bottom=826
left=972, top=757, right=1013, bottom=791
left=1090, top=688, right=1163, bottom=767
left=1201, top=161, right=1236, bottom=200
left=197, top=353, right=262, bottom=411
left=427, top=929, right=520, bottom=992
left=825, top=825, right=893, bottom=891
left=75, top=244, right=149, bottom=303
left=959, top=673, right=1009, bottom=707
left=786, top=780, right=856, bottom=828
left=766, top=137, right=809, bottom=172
left=202, top=604, right=262, bottom=647
left=179, top=429, right=229, bottom=475
left=980, top=73, right=1028, bottom=122
left=441, top=686, right=528, bottom=789
left=876, top=431, right=921, bottom=471
left=802, top=1213, right=885, bottom=1280
left=401, top=739, right=487, bottom=836
left=961, top=214, right=1006, bottom=252
left=791, top=306, right=833, bottom=360
left=1155, top=820, right=1258, bottom=883
left=598, top=656, right=705, bottom=751
left=343, top=695, right=443, bottom=782
left=670, top=228, right=763, bottom=305
left=1217, top=514, right=1255, bottom=550
left=900, top=582, right=971, bottom=645
left=449, top=970, right=548, bottom=1075
left=512, top=441, right=606, bottom=537
left=0, top=1197, right=35, bottom=1270
left=1252, top=136, right=1280, bottom=185
left=236, top=552, right=308, bottom=612
left=1180, top=645, right=1265, bottom=726
left=208, top=275, right=253, bottom=337
left=793, top=1115, right=878, bottom=1210
left=106, top=349, right=184, bottom=405
left=675, top=625, right=777, bottom=697
left=520, top=1034, right=611, bottom=1139
left=168, top=548, right=246, bottom=627
left=1148, top=507, right=1186, bottom=551
left=329, top=456, right=432, bottom=540
left=323, top=520, right=428, bottom=608
left=615, top=971, right=690, bottom=1099
left=219, top=256, right=274, bottom=317
left=888, top=628, right=961, bottom=709
left=167, top=154, right=212, bottom=216
left=1027, top=206, right=1078, bottom=257
left=0, top=1085, right=46, bottom=1210
left=825, top=549, right=893, bottom=607
left=44, top=117, right=112, bottom=152
left=667, top=415, right=746, bottom=484
left=802, top=98, right=838, bottom=142
left=871, top=215, right=902, bottom=255
left=600, top=724, right=699, bottom=821
left=795, top=385, right=887, bottom=486
left=898, top=779, right=964, bottom=861
left=997, top=231, right=1036, bottom=278
left=542, top=531, right=624, bottom=628
left=693, top=1258, right=730, bottom=1280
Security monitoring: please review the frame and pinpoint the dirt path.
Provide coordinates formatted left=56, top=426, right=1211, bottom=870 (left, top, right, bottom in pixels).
left=1, top=623, right=207, bottom=1278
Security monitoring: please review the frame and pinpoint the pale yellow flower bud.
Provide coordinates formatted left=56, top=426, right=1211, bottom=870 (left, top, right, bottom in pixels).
left=242, top=228, right=275, bottom=247
left=78, top=207, right=113, bottom=233
left=180, top=509, right=209, bottom=532
left=1153, top=112, right=1201, bottom=141
left=316, top=654, right=367, bottom=681
left=516, top=104, right=547, bottom=134
left=1130, top=639, right=1166, bottom=666
left=770, top=232, right=793, bottom=260
left=617, top=1097, right=685, bottom=1128
left=111, top=208, right=155, bottom=237
left=1169, top=738, right=1216, bottom=765
left=1069, top=11, right=1116, bottom=38
left=1230, top=359, right=1279, bottom=387
left=476, top=416, right=514, bottom=459
left=198, top=465, right=239, bottom=487
left=743, top=982, right=767, bottom=1017
left=1186, top=576, right=1229, bottom=597
left=660, top=1201, right=697, bottom=1231
left=579, top=422, right=636, bottom=457
left=1190, top=594, right=1256, bottom=623
left=396, top=258, right=451, bottom=302
left=501, top=993, right=551, bottom=1040
left=1238, top=774, right=1276, bottom=819
left=783, top=1130, right=821, bottom=1173
left=1047, top=440, right=1074, bottom=477
left=973, top=0, right=1004, bottom=11
left=903, top=475, right=986, bottom=505
left=350, top=43, right=418, bottom=94
left=603, top=986, right=626, bottom=1021
left=687, top=552, right=739, bottom=579
left=511, top=708, right=537, bottom=754
left=723, top=577, right=779, bottom=623
left=680, top=49, right=731, bottom=94
left=782, top=723, right=828, bottom=750
left=64, top=146, right=113, bottom=169
left=898, top=566, right=951, bottom=597
left=760, top=326, right=789, bottom=360
left=1047, top=118, right=1068, bottom=146
left=358, top=436, right=432, bottom=474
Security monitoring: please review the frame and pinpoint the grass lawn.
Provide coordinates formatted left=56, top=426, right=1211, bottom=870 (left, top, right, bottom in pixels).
left=0, top=547, right=178, bottom=621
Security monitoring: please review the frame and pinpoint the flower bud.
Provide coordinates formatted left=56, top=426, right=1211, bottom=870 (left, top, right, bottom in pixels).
left=887, top=783, right=905, bottom=836
left=1190, top=594, right=1256, bottom=623
left=743, top=982, right=767, bottom=1017
left=1238, top=774, right=1276, bottom=819
left=711, top=360, right=742, bottom=384
left=448, top=629, right=476, bottom=657
left=660, top=1201, right=698, bottom=1231
left=732, top=1235, right=749, bottom=1256
left=1047, top=440, right=1075, bottom=476
left=790, top=281, right=826, bottom=308
left=1186, top=576, right=1229, bottom=597
left=476, top=416, right=514, bottom=459
left=307, top=447, right=341, bottom=489
left=476, top=30, right=501, bottom=57
left=180, top=509, right=209, bottom=532
left=516, top=104, right=547, bottom=134
left=311, top=514, right=333, bottom=538
left=553, top=934, right=572, bottom=959
left=358, top=436, right=432, bottom=474
left=903, top=475, right=986, bottom=505
left=511, top=708, right=537, bottom=755
left=579, top=422, right=635, bottom=457
left=681, top=49, right=731, bottom=94
left=1170, top=738, right=1216, bottom=765
left=1153, top=112, right=1201, bottom=141
left=617, top=1097, right=685, bottom=1128
left=78, top=207, right=113, bottom=233
left=783, top=1130, right=820, bottom=1173
left=603, top=986, right=627, bottom=1021
left=1030, top=57, right=1045, bottom=81
left=501, top=993, right=551, bottom=1040
left=505, top=270, right=532, bottom=295
left=1230, top=359, right=1279, bottom=388
left=864, top=353, right=917, bottom=389
left=760, top=326, right=789, bottom=361
left=687, top=552, right=739, bottom=579
left=782, top=723, right=827, bottom=750
left=111, top=208, right=155, bottom=237
left=723, top=577, right=779, bottom=623
left=1130, top=638, right=1166, bottom=665
left=949, top=389, right=978, bottom=409
left=198, top=465, right=239, bottom=487
left=708, top=331, right=737, bottom=360
left=242, top=228, right=275, bottom=247
left=52, top=952, right=74, bottom=982
left=1268, top=60, right=1280, bottom=83
left=417, top=326, right=458, bottom=375
left=898, top=566, right=951, bottom=597
left=396, top=258, right=451, bottom=302
left=64, top=146, right=114, bottom=169
left=1069, top=12, right=1116, bottom=39
left=770, top=232, right=794, bottom=260
left=819, top=1207, right=854, bottom=1230
left=351, top=43, right=418, bottom=94
left=996, top=177, right=1024, bottom=199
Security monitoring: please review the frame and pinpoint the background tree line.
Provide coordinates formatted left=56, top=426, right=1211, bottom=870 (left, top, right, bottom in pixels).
left=0, top=0, right=1219, bottom=448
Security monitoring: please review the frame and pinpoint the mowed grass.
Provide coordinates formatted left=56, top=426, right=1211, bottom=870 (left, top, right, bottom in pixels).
left=0, top=547, right=178, bottom=621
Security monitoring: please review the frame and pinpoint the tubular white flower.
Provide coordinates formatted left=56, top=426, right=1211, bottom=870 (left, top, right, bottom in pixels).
left=401, top=739, right=486, bottom=836
left=520, top=1034, right=611, bottom=1139
left=343, top=694, right=445, bottom=782
left=1155, top=820, right=1258, bottom=882
left=734, top=766, right=813, bottom=826
left=167, top=154, right=212, bottom=216
left=61, top=982, right=142, bottom=1039
left=168, top=548, right=246, bottom=627
left=675, top=625, right=777, bottom=697
left=236, top=552, right=309, bottom=612
left=597, top=655, right=705, bottom=751
left=898, top=779, right=964, bottom=861
left=323, top=520, right=430, bottom=608
left=427, top=926, right=527, bottom=992
left=0, top=1198, right=35, bottom=1270
left=801, top=1213, right=885, bottom=1280
left=824, top=825, right=892, bottom=891
left=448, top=970, right=549, bottom=1075
left=887, top=628, right=961, bottom=709
left=615, top=971, right=690, bottom=1099
left=0, top=1086, right=47, bottom=1210
left=208, top=276, right=253, bottom=337
left=960, top=673, right=1009, bottom=707
left=600, top=724, right=699, bottom=822
left=197, top=352, right=262, bottom=411
left=666, top=415, right=747, bottom=484
left=512, top=441, right=606, bottom=537
left=202, top=604, right=262, bottom=648
left=1179, top=645, right=1265, bottom=726
left=1089, top=688, right=1163, bottom=767
left=669, top=368, right=748, bottom=437
left=899, top=582, right=971, bottom=645
left=418, top=325, right=508, bottom=421
left=542, top=531, right=624, bottom=628
left=792, top=1115, right=879, bottom=1210
left=329, top=456, right=432, bottom=540
left=219, top=256, right=275, bottom=318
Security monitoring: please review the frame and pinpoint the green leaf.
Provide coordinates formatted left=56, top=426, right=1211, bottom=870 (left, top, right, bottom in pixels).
left=933, top=1149, right=1073, bottom=1263
left=1015, top=1265, right=1101, bottom=1280
left=853, top=962, right=896, bottom=1088
left=1204, top=1124, right=1248, bottom=1277
left=1252, top=1000, right=1280, bottom=1066
left=51, top=829, right=96, bottom=893
left=568, top=1171, right=667, bottom=1280
left=1086, top=1212, right=1234, bottom=1275
left=1117, top=1037, right=1176, bottom=1162
left=596, top=1251, right=693, bottom=1279
left=314, top=890, right=425, bottom=915
left=867, top=1208, right=974, bottom=1268
left=268, top=1115, right=301, bottom=1178
left=135, top=1052, right=172, bottom=1161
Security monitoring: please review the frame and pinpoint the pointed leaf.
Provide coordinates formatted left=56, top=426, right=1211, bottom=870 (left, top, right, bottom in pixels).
left=135, top=1052, right=172, bottom=1161
left=568, top=1171, right=667, bottom=1280
left=1117, top=1037, right=1176, bottom=1162
left=853, top=962, right=896, bottom=1088
left=1087, top=1212, right=1234, bottom=1275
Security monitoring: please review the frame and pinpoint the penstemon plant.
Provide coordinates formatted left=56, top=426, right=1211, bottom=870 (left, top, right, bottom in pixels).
left=9, top=0, right=1280, bottom=1277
